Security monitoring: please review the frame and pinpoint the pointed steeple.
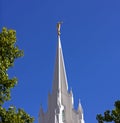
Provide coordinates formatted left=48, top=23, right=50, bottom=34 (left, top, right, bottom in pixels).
left=40, top=104, right=44, bottom=115
left=78, top=99, right=83, bottom=112
left=39, top=105, right=44, bottom=123
left=39, top=23, right=85, bottom=123
left=52, top=22, right=68, bottom=105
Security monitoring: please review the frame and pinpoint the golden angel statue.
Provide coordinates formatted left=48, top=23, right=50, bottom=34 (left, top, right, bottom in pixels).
left=57, top=22, right=63, bottom=36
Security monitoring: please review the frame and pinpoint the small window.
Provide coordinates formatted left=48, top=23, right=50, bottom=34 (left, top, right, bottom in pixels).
left=62, top=110, right=65, bottom=122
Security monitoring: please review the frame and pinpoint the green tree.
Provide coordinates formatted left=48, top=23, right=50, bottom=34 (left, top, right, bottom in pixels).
left=96, top=100, right=120, bottom=123
left=0, top=27, right=34, bottom=123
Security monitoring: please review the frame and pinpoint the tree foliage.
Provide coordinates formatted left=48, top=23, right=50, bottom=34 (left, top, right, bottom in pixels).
left=0, top=27, right=34, bottom=123
left=0, top=106, right=33, bottom=123
left=96, top=100, right=120, bottom=123
left=0, top=27, right=23, bottom=105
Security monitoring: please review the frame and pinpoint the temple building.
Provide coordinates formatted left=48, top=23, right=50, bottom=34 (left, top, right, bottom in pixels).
left=38, top=23, right=85, bottom=123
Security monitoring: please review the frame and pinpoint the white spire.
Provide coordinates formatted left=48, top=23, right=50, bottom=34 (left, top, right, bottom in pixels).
left=39, top=23, right=85, bottom=123
left=70, top=87, right=74, bottom=106
left=78, top=99, right=85, bottom=123
left=78, top=99, right=82, bottom=112
left=52, top=23, right=68, bottom=105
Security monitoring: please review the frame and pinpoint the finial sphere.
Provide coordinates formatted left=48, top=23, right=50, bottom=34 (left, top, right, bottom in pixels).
left=57, top=22, right=63, bottom=36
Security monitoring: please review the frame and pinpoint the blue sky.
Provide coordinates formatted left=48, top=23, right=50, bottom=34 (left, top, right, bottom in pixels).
left=1, top=0, right=120, bottom=122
